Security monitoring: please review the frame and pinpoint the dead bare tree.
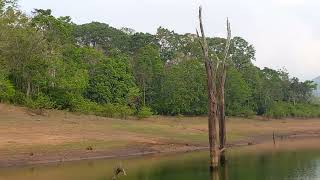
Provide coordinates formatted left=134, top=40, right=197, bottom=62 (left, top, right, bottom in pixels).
left=217, top=19, right=231, bottom=164
left=196, top=6, right=232, bottom=169
left=197, top=6, right=220, bottom=170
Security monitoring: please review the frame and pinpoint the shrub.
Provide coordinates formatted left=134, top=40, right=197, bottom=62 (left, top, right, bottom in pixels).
left=226, top=103, right=255, bottom=118
left=265, top=101, right=320, bottom=118
left=0, top=77, right=15, bottom=102
left=96, top=104, right=134, bottom=119
left=137, top=106, right=153, bottom=119
left=25, top=93, right=54, bottom=110
left=67, top=94, right=99, bottom=113
left=34, top=93, right=55, bottom=109
left=31, top=91, right=134, bottom=119
left=11, top=91, right=26, bottom=105
left=116, top=105, right=134, bottom=119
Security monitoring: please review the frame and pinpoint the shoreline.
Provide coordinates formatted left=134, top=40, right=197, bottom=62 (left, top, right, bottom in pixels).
left=1, top=130, right=320, bottom=168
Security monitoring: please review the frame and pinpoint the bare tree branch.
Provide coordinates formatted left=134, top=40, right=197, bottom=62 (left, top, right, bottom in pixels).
left=198, top=6, right=209, bottom=60
left=222, top=18, right=232, bottom=64
left=196, top=29, right=205, bottom=54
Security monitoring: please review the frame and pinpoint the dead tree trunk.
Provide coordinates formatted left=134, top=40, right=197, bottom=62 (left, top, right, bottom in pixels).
left=197, top=7, right=232, bottom=169
left=207, top=64, right=220, bottom=170
left=218, top=72, right=226, bottom=164
left=197, top=6, right=220, bottom=170
left=218, top=20, right=231, bottom=165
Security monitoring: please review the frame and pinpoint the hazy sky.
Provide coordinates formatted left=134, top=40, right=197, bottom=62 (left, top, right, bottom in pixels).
left=19, top=0, right=319, bottom=80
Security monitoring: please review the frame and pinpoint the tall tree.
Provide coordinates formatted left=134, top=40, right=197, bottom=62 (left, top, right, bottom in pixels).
left=133, top=44, right=164, bottom=107
left=0, top=9, right=49, bottom=97
left=197, top=7, right=220, bottom=169
left=229, top=37, right=255, bottom=71
left=157, top=57, right=207, bottom=115
left=74, top=22, right=131, bottom=53
left=85, top=52, right=138, bottom=105
left=197, top=6, right=232, bottom=169
left=225, top=67, right=252, bottom=116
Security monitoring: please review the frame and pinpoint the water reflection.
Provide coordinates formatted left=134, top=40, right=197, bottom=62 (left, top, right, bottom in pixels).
left=1, top=142, right=320, bottom=180
left=209, top=165, right=229, bottom=180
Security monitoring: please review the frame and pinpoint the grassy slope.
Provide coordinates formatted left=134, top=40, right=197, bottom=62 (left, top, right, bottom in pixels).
left=1, top=103, right=320, bottom=165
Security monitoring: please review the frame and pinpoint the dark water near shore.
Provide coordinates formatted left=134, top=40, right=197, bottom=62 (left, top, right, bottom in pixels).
left=1, top=140, right=320, bottom=180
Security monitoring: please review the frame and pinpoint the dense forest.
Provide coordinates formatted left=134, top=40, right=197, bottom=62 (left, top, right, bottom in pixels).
left=0, top=1, right=319, bottom=118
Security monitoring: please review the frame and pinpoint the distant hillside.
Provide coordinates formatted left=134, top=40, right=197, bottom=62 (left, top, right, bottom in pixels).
left=313, top=76, right=320, bottom=97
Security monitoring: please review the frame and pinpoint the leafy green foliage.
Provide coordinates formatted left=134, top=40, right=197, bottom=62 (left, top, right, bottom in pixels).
left=266, top=102, right=320, bottom=119
left=74, top=22, right=131, bottom=53
left=225, top=67, right=254, bottom=117
left=0, top=4, right=317, bottom=119
left=25, top=93, right=54, bottom=110
left=157, top=58, right=207, bottom=115
left=137, top=106, right=153, bottom=119
left=0, top=75, right=15, bottom=102
left=133, top=45, right=164, bottom=107
left=85, top=52, right=137, bottom=105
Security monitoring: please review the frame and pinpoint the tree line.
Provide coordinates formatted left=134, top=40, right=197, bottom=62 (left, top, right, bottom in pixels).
left=0, top=1, right=318, bottom=118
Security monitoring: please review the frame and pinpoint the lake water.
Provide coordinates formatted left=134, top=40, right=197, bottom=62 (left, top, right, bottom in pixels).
left=1, top=140, right=320, bottom=180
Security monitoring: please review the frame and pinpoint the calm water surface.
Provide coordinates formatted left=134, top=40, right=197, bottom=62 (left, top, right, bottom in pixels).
left=1, top=140, right=320, bottom=180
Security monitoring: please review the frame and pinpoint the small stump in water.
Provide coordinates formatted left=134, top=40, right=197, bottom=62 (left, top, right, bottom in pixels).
left=112, top=164, right=127, bottom=180
left=86, top=146, right=93, bottom=151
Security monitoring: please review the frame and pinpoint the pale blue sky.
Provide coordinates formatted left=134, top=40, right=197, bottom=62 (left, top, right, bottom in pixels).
left=19, top=0, right=319, bottom=80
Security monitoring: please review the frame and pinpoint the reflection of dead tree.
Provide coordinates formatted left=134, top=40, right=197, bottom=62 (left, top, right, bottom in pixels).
left=112, top=163, right=127, bottom=180
left=220, top=163, right=229, bottom=180
left=210, top=170, right=220, bottom=180
left=209, top=163, right=229, bottom=180
left=196, top=6, right=232, bottom=170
